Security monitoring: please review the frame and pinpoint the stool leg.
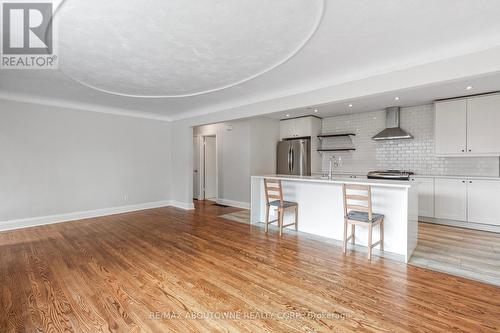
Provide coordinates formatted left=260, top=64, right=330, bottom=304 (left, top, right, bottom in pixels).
left=343, top=219, right=348, bottom=254
left=265, top=204, right=270, bottom=233
left=294, top=206, right=298, bottom=231
left=278, top=208, right=283, bottom=236
left=380, top=219, right=384, bottom=251
left=351, top=224, right=355, bottom=245
left=368, top=223, right=373, bottom=260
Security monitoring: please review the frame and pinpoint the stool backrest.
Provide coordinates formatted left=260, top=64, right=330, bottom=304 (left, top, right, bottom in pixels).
left=342, top=184, right=372, bottom=220
left=264, top=179, right=283, bottom=205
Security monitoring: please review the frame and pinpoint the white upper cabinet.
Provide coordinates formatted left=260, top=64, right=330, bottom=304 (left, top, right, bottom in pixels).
left=280, top=119, right=296, bottom=139
left=293, top=117, right=311, bottom=138
left=279, top=116, right=321, bottom=140
left=466, top=94, right=500, bottom=155
left=435, top=99, right=467, bottom=155
left=435, top=93, right=500, bottom=156
left=435, top=178, right=467, bottom=221
left=467, top=180, right=500, bottom=226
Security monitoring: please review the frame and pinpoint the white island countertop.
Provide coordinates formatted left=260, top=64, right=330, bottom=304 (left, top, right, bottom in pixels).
left=252, top=174, right=414, bottom=188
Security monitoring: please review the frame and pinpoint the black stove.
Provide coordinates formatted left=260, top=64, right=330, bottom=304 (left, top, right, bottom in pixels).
left=367, top=170, right=414, bottom=181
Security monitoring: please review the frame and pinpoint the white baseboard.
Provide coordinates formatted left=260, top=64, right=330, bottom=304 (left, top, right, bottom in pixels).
left=216, top=199, right=250, bottom=209
left=0, top=200, right=177, bottom=232
left=419, top=216, right=500, bottom=233
left=169, top=200, right=195, bottom=210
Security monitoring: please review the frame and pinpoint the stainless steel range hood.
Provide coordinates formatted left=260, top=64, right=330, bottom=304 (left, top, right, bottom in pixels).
left=372, top=107, right=413, bottom=140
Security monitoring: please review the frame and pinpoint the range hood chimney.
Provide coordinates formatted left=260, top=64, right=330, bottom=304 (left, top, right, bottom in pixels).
left=372, top=107, right=413, bottom=140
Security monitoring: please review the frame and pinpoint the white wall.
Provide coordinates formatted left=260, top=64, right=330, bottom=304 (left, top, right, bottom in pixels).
left=193, top=118, right=279, bottom=207
left=0, top=99, right=172, bottom=226
left=249, top=118, right=279, bottom=176
left=321, top=104, right=499, bottom=176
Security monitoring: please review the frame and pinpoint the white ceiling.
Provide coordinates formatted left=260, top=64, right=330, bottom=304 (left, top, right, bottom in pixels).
left=57, top=0, right=324, bottom=97
left=269, top=72, right=500, bottom=120
left=2, top=0, right=500, bottom=121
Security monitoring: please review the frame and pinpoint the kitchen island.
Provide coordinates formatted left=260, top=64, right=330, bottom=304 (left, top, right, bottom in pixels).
left=251, top=175, right=419, bottom=262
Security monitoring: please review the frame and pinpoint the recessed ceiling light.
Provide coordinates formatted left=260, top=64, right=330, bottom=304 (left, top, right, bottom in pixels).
left=348, top=104, right=353, bottom=108
left=466, top=86, right=473, bottom=90
left=286, top=114, right=290, bottom=117
left=314, top=109, right=318, bottom=113
left=394, top=97, right=400, bottom=101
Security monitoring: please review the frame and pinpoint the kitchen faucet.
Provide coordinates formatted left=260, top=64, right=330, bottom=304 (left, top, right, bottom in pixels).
left=328, top=156, right=335, bottom=180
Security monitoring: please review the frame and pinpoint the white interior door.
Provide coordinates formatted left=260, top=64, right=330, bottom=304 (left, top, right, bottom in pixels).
left=204, top=136, right=217, bottom=200
left=193, top=137, right=201, bottom=199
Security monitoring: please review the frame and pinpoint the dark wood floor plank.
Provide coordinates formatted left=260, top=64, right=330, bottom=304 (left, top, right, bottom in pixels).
left=1, top=201, right=499, bottom=332
left=5, top=244, right=31, bottom=333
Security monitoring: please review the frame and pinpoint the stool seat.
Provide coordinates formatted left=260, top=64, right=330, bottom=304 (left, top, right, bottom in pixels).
left=269, top=200, right=298, bottom=208
left=347, top=211, right=384, bottom=223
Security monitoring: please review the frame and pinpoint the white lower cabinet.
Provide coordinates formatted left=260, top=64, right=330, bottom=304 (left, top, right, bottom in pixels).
left=430, top=177, right=500, bottom=227
left=435, top=178, right=467, bottom=221
left=467, top=180, right=500, bottom=226
left=414, top=177, right=434, bottom=218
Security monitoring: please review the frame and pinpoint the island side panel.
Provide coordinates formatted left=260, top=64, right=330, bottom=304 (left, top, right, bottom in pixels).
left=250, top=177, right=264, bottom=224
left=368, top=185, right=408, bottom=257
left=406, top=184, right=419, bottom=262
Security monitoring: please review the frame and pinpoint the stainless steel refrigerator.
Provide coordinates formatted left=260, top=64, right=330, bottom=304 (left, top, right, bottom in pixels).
left=277, top=139, right=311, bottom=176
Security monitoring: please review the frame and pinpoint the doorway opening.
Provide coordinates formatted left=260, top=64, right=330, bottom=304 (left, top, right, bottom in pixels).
left=193, top=135, right=218, bottom=201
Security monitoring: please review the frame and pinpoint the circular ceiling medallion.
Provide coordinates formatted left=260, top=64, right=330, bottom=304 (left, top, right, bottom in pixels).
left=57, top=0, right=324, bottom=97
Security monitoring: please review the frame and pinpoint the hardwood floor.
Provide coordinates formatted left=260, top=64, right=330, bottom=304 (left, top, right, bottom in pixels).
left=410, top=222, right=500, bottom=286
left=1, top=201, right=499, bottom=332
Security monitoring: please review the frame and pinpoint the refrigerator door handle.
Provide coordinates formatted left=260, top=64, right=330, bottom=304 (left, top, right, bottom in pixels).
left=291, top=146, right=294, bottom=171
left=300, top=141, right=305, bottom=175
left=288, top=146, right=292, bottom=171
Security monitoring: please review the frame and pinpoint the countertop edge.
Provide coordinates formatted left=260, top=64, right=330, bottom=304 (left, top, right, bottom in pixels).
left=312, top=173, right=500, bottom=181
left=252, top=175, right=412, bottom=188
left=412, top=175, right=500, bottom=180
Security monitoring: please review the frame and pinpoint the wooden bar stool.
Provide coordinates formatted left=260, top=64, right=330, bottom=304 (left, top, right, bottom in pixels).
left=342, top=184, right=384, bottom=260
left=264, top=179, right=298, bottom=236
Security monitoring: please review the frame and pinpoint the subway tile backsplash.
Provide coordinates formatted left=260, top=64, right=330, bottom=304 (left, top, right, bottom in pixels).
left=320, top=104, right=499, bottom=176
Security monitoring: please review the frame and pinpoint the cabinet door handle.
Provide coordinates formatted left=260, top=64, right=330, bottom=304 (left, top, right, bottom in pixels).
left=468, top=149, right=472, bottom=152
left=461, top=149, right=465, bottom=152
left=469, top=181, right=472, bottom=184
left=462, top=180, right=466, bottom=183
